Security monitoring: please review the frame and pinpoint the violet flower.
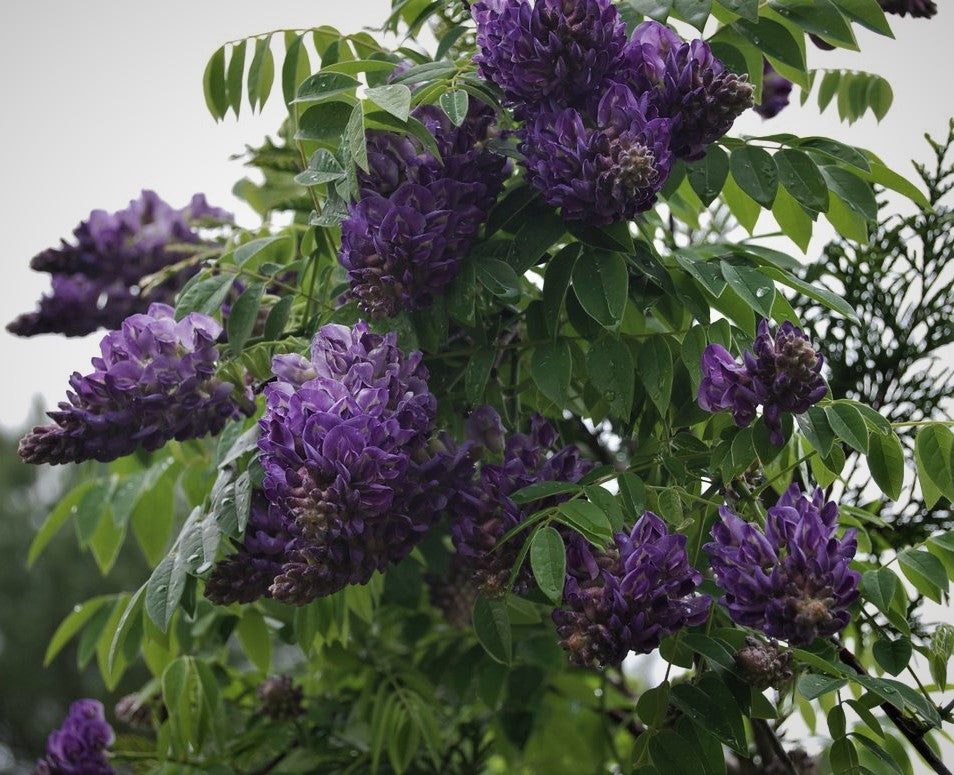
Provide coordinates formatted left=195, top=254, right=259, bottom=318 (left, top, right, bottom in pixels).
left=553, top=512, right=710, bottom=666
left=19, top=304, right=249, bottom=465
left=34, top=699, right=115, bottom=775
left=705, top=484, right=860, bottom=645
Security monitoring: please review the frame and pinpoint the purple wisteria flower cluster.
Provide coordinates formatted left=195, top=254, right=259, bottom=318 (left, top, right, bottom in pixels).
left=207, top=322, right=472, bottom=605
left=879, top=0, right=936, bottom=17
left=705, top=484, right=860, bottom=645
left=19, top=304, right=249, bottom=465
left=34, top=699, right=115, bottom=775
left=257, top=675, right=305, bottom=720
left=450, top=408, right=591, bottom=596
left=698, top=319, right=827, bottom=445
left=9, top=190, right=231, bottom=338
left=472, top=1, right=753, bottom=224
left=339, top=101, right=509, bottom=319
left=553, top=512, right=710, bottom=666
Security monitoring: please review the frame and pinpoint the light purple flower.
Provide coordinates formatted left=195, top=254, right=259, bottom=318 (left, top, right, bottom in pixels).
left=34, top=699, right=115, bottom=775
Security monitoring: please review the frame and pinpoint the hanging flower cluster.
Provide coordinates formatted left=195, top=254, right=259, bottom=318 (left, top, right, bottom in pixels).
left=9, top=190, right=231, bottom=338
left=450, top=409, right=591, bottom=596
left=19, top=304, right=249, bottom=465
left=257, top=675, right=305, bottom=720
left=878, top=0, right=936, bottom=17
left=553, top=512, right=710, bottom=666
left=705, top=484, right=860, bottom=645
left=208, top=322, right=473, bottom=605
left=34, top=699, right=116, bottom=775
left=339, top=102, right=509, bottom=319
left=754, top=62, right=793, bottom=119
left=698, top=319, right=827, bottom=444
left=473, top=2, right=752, bottom=224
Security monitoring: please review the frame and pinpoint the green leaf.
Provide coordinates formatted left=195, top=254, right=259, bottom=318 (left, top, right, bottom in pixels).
left=720, top=261, right=775, bottom=318
left=509, top=209, right=566, bottom=274
left=472, top=595, right=512, bottom=664
left=873, top=637, right=912, bottom=677
left=28, top=480, right=97, bottom=566
left=722, top=171, right=761, bottom=233
left=439, top=89, right=469, bottom=126
left=586, top=336, right=635, bottom=419
left=858, top=160, right=930, bottom=209
left=898, top=549, right=948, bottom=603
left=263, top=295, right=293, bottom=340
left=715, top=0, right=758, bottom=20
left=817, top=70, right=841, bottom=112
left=530, top=527, right=566, bottom=603
left=227, top=282, right=264, bottom=354
left=798, top=673, right=847, bottom=700
left=768, top=0, right=857, bottom=48
left=799, top=137, right=870, bottom=172
left=729, top=146, right=779, bottom=208
left=294, top=71, right=360, bottom=103
left=760, top=266, right=858, bottom=321
left=107, top=586, right=144, bottom=674
left=687, top=146, right=730, bottom=206
left=861, top=568, right=898, bottom=616
left=572, top=249, right=628, bottom=328
left=915, top=424, right=954, bottom=505
left=226, top=41, right=247, bottom=117
left=821, top=165, right=878, bottom=221
left=145, top=552, right=188, bottom=632
left=637, top=336, right=673, bottom=416
left=670, top=674, right=747, bottom=754
left=45, top=596, right=112, bottom=666
left=826, top=402, right=869, bottom=454
left=636, top=681, right=671, bottom=726
left=556, top=500, right=613, bottom=546
left=511, top=480, right=579, bottom=505
left=237, top=610, right=272, bottom=672
left=294, top=149, right=346, bottom=186
left=531, top=339, right=572, bottom=407
left=281, top=33, right=311, bottom=107
left=476, top=257, right=520, bottom=300
left=733, top=17, right=806, bottom=71
left=74, top=479, right=112, bottom=546
left=202, top=46, right=228, bottom=120
left=867, top=76, right=893, bottom=121
left=175, top=274, right=234, bottom=319
left=366, top=84, right=412, bottom=122
left=774, top=149, right=829, bottom=213
left=771, top=185, right=813, bottom=252
left=295, top=101, right=354, bottom=145
left=247, top=36, right=275, bottom=111
left=650, top=730, right=708, bottom=775
left=542, top=243, right=581, bottom=335
left=866, top=431, right=905, bottom=500
left=673, top=0, right=712, bottom=29
left=464, top=347, right=495, bottom=405
left=346, top=103, right=368, bottom=172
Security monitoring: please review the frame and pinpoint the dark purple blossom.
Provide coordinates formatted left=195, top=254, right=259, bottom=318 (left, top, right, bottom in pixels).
left=878, top=0, right=936, bottom=17
left=519, top=85, right=673, bottom=224
left=221, top=322, right=472, bottom=605
left=19, top=304, right=249, bottom=465
left=9, top=191, right=231, bottom=337
left=734, top=636, right=794, bottom=689
left=258, top=676, right=304, bottom=720
left=471, top=0, right=627, bottom=114
left=698, top=319, right=827, bottom=445
left=705, top=484, right=860, bottom=645
left=553, top=512, right=710, bottom=666
left=451, top=409, right=591, bottom=596
left=343, top=101, right=509, bottom=318
left=623, top=21, right=753, bottom=160
left=754, top=61, right=792, bottom=119
left=34, top=699, right=115, bottom=775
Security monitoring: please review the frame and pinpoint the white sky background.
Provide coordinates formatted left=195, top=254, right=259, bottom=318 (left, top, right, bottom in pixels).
left=0, top=2, right=952, bottom=430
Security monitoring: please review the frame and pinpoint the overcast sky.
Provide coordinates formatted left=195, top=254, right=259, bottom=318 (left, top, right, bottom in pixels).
left=1, top=2, right=952, bottom=431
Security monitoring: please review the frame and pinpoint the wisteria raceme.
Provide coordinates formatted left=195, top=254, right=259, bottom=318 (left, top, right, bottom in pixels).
left=754, top=62, right=793, bottom=119
left=553, top=512, right=710, bottom=666
left=9, top=190, right=231, bottom=337
left=878, top=0, right=937, bottom=17
left=705, top=484, right=860, bottom=645
left=19, top=304, right=249, bottom=466
left=343, top=100, right=508, bottom=318
left=471, top=0, right=627, bottom=114
left=734, top=636, right=794, bottom=689
left=235, top=322, right=473, bottom=605
left=258, top=676, right=305, bottom=720
left=623, top=21, right=753, bottom=160
left=451, top=409, right=591, bottom=596
left=34, top=699, right=115, bottom=775
left=519, top=85, right=673, bottom=224
left=698, top=319, right=826, bottom=444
